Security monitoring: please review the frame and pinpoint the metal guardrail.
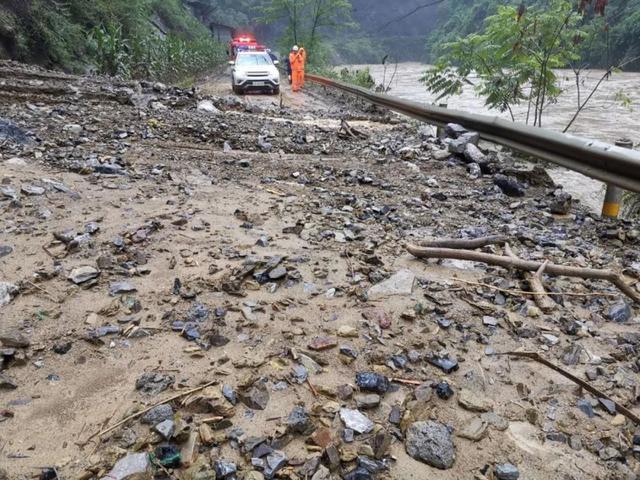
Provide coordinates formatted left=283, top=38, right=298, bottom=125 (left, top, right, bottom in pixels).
left=306, top=74, right=640, bottom=194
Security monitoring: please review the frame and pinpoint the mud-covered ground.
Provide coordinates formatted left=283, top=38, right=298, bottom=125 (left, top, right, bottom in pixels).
left=1, top=60, right=639, bottom=480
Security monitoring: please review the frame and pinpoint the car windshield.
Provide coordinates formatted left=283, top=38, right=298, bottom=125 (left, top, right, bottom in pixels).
left=236, top=54, right=272, bottom=67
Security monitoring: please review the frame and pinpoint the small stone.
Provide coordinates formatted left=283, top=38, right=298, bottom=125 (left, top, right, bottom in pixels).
left=435, top=382, right=454, bottom=400
left=415, top=383, right=432, bottom=402
left=214, top=460, right=237, bottom=479
left=103, top=453, right=150, bottom=480
left=264, top=451, right=288, bottom=478
left=155, top=419, right=175, bottom=439
left=52, top=341, right=72, bottom=354
left=68, top=266, right=100, bottom=284
left=541, top=334, right=559, bottom=346
left=457, top=417, right=488, bottom=441
left=598, top=397, right=616, bottom=415
left=337, top=325, right=358, bottom=338
left=611, top=414, right=626, bottom=426
left=576, top=398, right=594, bottom=418
left=287, top=406, right=311, bottom=434
left=0, top=331, right=30, bottom=348
left=109, top=281, right=137, bottom=295
left=495, top=463, right=520, bottom=480
left=0, top=372, right=18, bottom=390
left=311, top=428, right=334, bottom=448
left=355, top=394, right=381, bottom=409
left=0, top=246, right=12, bottom=258
left=308, top=336, right=337, bottom=351
left=389, top=405, right=402, bottom=425
left=549, top=191, right=572, bottom=215
left=458, top=389, right=493, bottom=412
left=141, top=404, right=174, bottom=424
left=239, top=382, right=270, bottom=410
left=427, top=355, right=459, bottom=374
left=608, top=302, right=632, bottom=323
left=340, top=408, right=374, bottom=434
left=222, top=384, right=238, bottom=405
left=355, top=372, right=390, bottom=394
left=367, top=269, right=415, bottom=299
left=405, top=421, right=455, bottom=470
left=494, top=174, right=525, bottom=197
left=135, top=372, right=174, bottom=395
left=197, top=100, right=221, bottom=114
left=481, top=412, right=509, bottom=431
left=21, top=184, right=45, bottom=196
left=362, top=308, right=392, bottom=329
left=311, top=465, right=331, bottom=480
left=337, top=384, right=353, bottom=400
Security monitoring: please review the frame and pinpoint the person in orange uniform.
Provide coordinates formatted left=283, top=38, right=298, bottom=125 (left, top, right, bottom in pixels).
left=289, top=45, right=306, bottom=92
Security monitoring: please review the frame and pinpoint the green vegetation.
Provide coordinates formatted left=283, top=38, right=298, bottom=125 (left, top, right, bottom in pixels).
left=0, top=0, right=225, bottom=82
left=423, top=1, right=586, bottom=126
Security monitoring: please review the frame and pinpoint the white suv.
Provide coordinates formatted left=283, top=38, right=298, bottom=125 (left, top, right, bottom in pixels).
left=230, top=52, right=280, bottom=95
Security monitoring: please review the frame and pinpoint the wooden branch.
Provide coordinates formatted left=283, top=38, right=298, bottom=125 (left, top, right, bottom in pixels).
left=81, top=379, right=218, bottom=445
left=339, top=119, right=368, bottom=139
left=406, top=244, right=640, bottom=304
left=420, top=235, right=509, bottom=249
left=505, top=244, right=556, bottom=313
left=499, top=351, right=640, bottom=425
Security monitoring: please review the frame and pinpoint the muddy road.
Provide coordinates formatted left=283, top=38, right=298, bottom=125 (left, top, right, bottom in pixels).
left=0, top=61, right=639, bottom=480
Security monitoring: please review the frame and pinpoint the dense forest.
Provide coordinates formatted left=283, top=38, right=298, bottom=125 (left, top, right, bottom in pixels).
left=0, top=0, right=638, bottom=74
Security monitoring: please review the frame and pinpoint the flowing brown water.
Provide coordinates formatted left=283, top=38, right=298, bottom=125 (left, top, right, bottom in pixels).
left=351, top=63, right=640, bottom=212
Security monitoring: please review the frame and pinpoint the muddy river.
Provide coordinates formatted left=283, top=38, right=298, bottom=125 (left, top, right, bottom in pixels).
left=351, top=63, right=640, bottom=213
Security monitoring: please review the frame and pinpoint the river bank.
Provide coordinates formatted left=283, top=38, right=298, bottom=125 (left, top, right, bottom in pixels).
left=1, top=60, right=639, bottom=480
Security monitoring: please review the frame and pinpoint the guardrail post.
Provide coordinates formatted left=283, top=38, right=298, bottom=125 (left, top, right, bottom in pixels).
left=436, top=103, right=447, bottom=138
left=602, top=139, right=633, bottom=218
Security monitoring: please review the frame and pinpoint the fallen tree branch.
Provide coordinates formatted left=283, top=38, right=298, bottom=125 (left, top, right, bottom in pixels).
left=406, top=244, right=640, bottom=304
left=505, top=244, right=556, bottom=313
left=339, top=119, right=368, bottom=139
left=498, top=351, right=640, bottom=425
left=418, top=235, right=509, bottom=249
left=452, top=278, right=616, bottom=298
left=81, top=379, right=218, bottom=445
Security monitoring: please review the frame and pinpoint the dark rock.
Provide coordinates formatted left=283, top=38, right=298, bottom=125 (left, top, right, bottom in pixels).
left=141, top=404, right=174, bottom=424
left=445, top=123, right=468, bottom=138
left=239, top=382, right=270, bottom=410
left=549, top=190, right=572, bottom=215
left=389, top=405, right=402, bottom=425
left=154, top=444, right=181, bottom=468
left=355, top=372, right=390, bottom=394
left=494, top=174, right=525, bottom=197
left=214, top=460, right=237, bottom=479
left=405, top=421, right=455, bottom=469
left=340, top=344, right=359, bottom=359
left=435, top=382, right=454, bottom=400
left=52, top=342, right=72, bottom=354
left=264, top=451, right=287, bottom=479
left=495, top=463, right=520, bottom=480
left=223, top=384, right=238, bottom=405
left=0, top=246, right=12, bottom=258
left=577, top=399, right=595, bottom=418
left=343, top=467, right=374, bottom=480
left=598, top=397, right=616, bottom=415
left=608, top=302, right=632, bottom=323
left=427, top=354, right=459, bottom=374
left=109, top=281, right=137, bottom=295
left=287, top=406, right=312, bottom=434
left=135, top=372, right=175, bottom=395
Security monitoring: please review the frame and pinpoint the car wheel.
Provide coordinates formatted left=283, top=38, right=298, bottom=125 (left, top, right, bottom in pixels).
left=273, top=87, right=280, bottom=95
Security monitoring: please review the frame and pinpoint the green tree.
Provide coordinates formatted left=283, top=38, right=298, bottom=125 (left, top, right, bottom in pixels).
left=257, top=0, right=354, bottom=67
left=422, top=0, right=586, bottom=127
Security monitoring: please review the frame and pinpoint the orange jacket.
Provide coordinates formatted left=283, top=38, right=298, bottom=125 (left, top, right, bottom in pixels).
left=290, top=48, right=306, bottom=71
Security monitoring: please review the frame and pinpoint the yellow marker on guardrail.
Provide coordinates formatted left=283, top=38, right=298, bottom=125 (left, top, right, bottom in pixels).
left=602, top=139, right=633, bottom=218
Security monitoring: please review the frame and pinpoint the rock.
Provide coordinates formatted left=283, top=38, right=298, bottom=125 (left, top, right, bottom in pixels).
left=493, top=174, right=525, bottom=197
left=447, top=133, right=479, bottom=154
left=435, top=382, right=454, bottom=400
left=0, top=282, right=18, bottom=307
left=467, top=162, right=482, bottom=178
left=155, top=419, right=175, bottom=439
left=362, top=307, right=392, bottom=329
left=445, top=123, right=468, bottom=138
left=222, top=384, right=238, bottom=405
left=549, top=190, right=572, bottom=214
left=415, top=383, right=432, bottom=402
left=343, top=467, right=374, bottom=480
left=100, top=453, right=150, bottom=480
left=608, top=302, right=632, bottom=323
left=287, top=406, right=312, bottom=434
left=367, top=269, right=415, bottom=299
left=135, top=373, right=175, bottom=395
left=457, top=417, right=488, bottom=441
left=264, top=451, right=287, bottom=478
left=337, top=384, right=354, bottom=400
left=239, top=382, right=270, bottom=410
left=311, top=428, right=334, bottom=448
left=21, top=184, right=45, bottom=195
left=337, top=325, right=358, bottom=338
left=0, top=331, right=30, bottom=348
left=110, top=281, right=137, bottom=295
left=214, top=460, right=237, bottom=479
left=308, top=336, right=337, bottom=351
left=405, top=421, right=455, bottom=470
left=464, top=143, right=487, bottom=164
left=495, top=463, right=520, bottom=480
left=340, top=408, right=374, bottom=434
left=427, top=354, right=459, bottom=374
left=355, top=372, right=390, bottom=393
left=598, top=397, right=616, bottom=415
left=458, top=389, right=493, bottom=412
left=244, top=472, right=265, bottom=480
left=68, top=266, right=100, bottom=284
left=481, top=412, right=509, bottom=431
left=197, top=100, right=221, bottom=114
left=0, top=372, right=18, bottom=390
left=576, top=398, right=594, bottom=418
left=311, top=465, right=331, bottom=480
left=0, top=245, right=12, bottom=258
left=355, top=394, right=381, bottom=409
left=141, top=404, right=174, bottom=424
